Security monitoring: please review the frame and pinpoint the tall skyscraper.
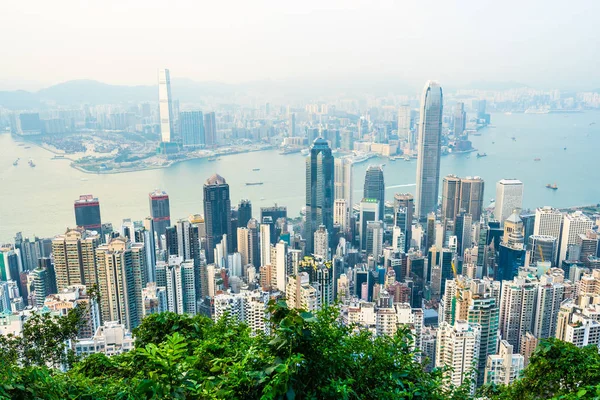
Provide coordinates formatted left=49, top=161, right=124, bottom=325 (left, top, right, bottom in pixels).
left=305, top=138, right=334, bottom=254
left=158, top=68, right=174, bottom=143
left=203, top=174, right=232, bottom=264
left=528, top=235, right=558, bottom=267
left=314, top=225, right=329, bottom=259
left=441, top=175, right=485, bottom=223
left=247, top=218, right=260, bottom=268
left=453, top=102, right=466, bottom=136
left=238, top=200, right=252, bottom=229
left=359, top=198, right=379, bottom=252
left=259, top=223, right=271, bottom=267
left=559, top=211, right=593, bottom=263
left=95, top=237, right=146, bottom=330
left=52, top=229, right=100, bottom=292
left=499, top=277, right=537, bottom=352
left=494, top=179, right=524, bottom=224
left=158, top=256, right=196, bottom=315
left=260, top=205, right=287, bottom=245
left=149, top=189, right=171, bottom=246
left=333, top=199, right=348, bottom=231
left=415, top=81, right=443, bottom=220
left=179, top=111, right=205, bottom=147
left=74, top=195, right=102, bottom=232
left=204, top=112, right=217, bottom=147
left=397, top=105, right=411, bottom=142
left=334, top=158, right=353, bottom=208
left=363, top=165, right=385, bottom=220
left=441, top=175, right=461, bottom=222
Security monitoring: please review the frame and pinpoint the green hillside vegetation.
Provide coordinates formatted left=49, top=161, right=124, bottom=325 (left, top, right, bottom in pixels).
left=0, top=301, right=598, bottom=399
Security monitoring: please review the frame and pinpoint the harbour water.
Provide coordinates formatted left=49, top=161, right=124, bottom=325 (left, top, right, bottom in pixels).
left=1, top=111, right=599, bottom=242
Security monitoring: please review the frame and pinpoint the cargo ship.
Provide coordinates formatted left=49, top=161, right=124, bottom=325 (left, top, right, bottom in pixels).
left=28, top=159, right=36, bottom=167
left=476, top=153, right=487, bottom=158
left=546, top=183, right=558, bottom=190
left=13, top=158, right=19, bottom=166
left=245, top=182, right=264, bottom=186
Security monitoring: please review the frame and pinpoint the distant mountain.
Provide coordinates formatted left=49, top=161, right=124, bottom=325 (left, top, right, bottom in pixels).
left=37, top=80, right=156, bottom=105
left=461, top=81, right=529, bottom=91
left=0, top=90, right=43, bottom=110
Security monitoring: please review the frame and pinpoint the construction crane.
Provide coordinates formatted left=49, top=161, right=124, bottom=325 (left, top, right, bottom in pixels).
left=450, top=260, right=466, bottom=325
left=538, top=244, right=544, bottom=263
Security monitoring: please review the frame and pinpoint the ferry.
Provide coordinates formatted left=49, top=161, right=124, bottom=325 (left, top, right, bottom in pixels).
left=28, top=159, right=36, bottom=167
left=252, top=168, right=260, bottom=171
left=534, top=158, right=541, bottom=161
left=546, top=183, right=558, bottom=190
left=476, top=153, right=487, bottom=158
left=13, top=158, right=19, bottom=166
left=404, top=156, right=411, bottom=161
left=245, top=182, right=264, bottom=186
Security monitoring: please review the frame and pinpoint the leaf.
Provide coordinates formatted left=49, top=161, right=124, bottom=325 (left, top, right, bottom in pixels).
left=578, top=389, right=587, bottom=398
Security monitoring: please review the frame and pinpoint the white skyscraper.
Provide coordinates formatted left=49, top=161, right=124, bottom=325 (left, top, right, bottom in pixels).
left=436, top=320, right=481, bottom=395
left=534, top=206, right=563, bottom=238
left=415, top=81, right=443, bottom=220
left=260, top=224, right=271, bottom=267
left=313, top=225, right=329, bottom=260
left=158, top=68, right=174, bottom=143
left=333, top=199, right=348, bottom=231
left=494, top=179, right=524, bottom=224
left=397, top=105, right=411, bottom=142
left=334, top=157, right=353, bottom=208
left=559, top=211, right=593, bottom=264
left=499, top=277, right=537, bottom=351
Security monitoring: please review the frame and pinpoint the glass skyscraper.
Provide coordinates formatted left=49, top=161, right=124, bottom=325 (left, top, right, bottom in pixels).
left=158, top=68, right=174, bottom=143
left=363, top=165, right=385, bottom=220
left=179, top=111, right=205, bottom=147
left=203, top=174, right=232, bottom=264
left=415, top=80, right=443, bottom=220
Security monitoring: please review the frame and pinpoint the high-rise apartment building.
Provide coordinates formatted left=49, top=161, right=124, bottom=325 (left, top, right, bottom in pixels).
left=203, top=174, right=232, bottom=264
left=179, top=111, right=205, bottom=147
left=260, top=205, right=287, bottom=245
left=149, top=189, right=171, bottom=246
left=559, top=211, right=593, bottom=264
left=158, top=68, right=174, bottom=143
left=366, top=221, right=384, bottom=258
left=157, top=256, right=196, bottom=315
left=305, top=138, right=334, bottom=254
left=436, top=320, right=480, bottom=395
left=334, top=157, right=353, bottom=209
left=397, top=105, right=412, bottom=142
left=74, top=195, right=102, bottom=232
left=95, top=237, right=146, bottom=330
left=363, top=165, right=385, bottom=219
left=359, top=198, right=379, bottom=252
left=494, top=179, right=524, bottom=224
left=52, top=229, right=100, bottom=292
left=484, top=340, right=524, bottom=386
left=499, top=277, right=537, bottom=351
left=333, top=199, right=348, bottom=231
left=286, top=272, right=319, bottom=312
left=314, top=225, right=329, bottom=260
left=415, top=81, right=443, bottom=220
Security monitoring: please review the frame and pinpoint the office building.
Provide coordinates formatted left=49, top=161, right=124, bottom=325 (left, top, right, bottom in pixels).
left=305, top=138, right=335, bottom=254
left=415, top=80, right=443, bottom=220
left=158, top=68, right=174, bottom=143
left=203, top=112, right=217, bottom=146
left=52, top=229, right=100, bottom=292
left=149, top=189, right=171, bottom=246
left=95, top=237, right=146, bottom=330
left=528, top=235, right=558, bottom=267
left=334, top=199, right=348, bottom=231
left=441, top=175, right=461, bottom=222
left=436, top=320, right=480, bottom=395
left=484, top=340, right=525, bottom=386
left=363, top=165, right=385, bottom=219
left=260, top=205, right=287, bottom=245
left=459, top=177, right=485, bottom=221
left=393, top=193, right=414, bottom=253
left=74, top=195, right=102, bottom=232
left=494, top=179, right=524, bottom=224
left=238, top=200, right=252, bottom=228
left=499, top=277, right=537, bottom=352
left=534, top=206, right=563, bottom=238
left=203, top=174, right=232, bottom=263
left=453, top=102, right=466, bottom=136
left=366, top=221, right=384, bottom=258
left=397, top=105, right=412, bottom=142
left=179, top=111, right=205, bottom=147
left=314, top=225, right=329, bottom=259
left=165, top=219, right=203, bottom=303
left=360, top=198, right=379, bottom=252
left=559, top=211, right=593, bottom=264
left=334, top=157, right=353, bottom=208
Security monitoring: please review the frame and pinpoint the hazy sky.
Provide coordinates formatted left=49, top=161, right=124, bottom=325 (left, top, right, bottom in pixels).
left=1, top=0, right=599, bottom=90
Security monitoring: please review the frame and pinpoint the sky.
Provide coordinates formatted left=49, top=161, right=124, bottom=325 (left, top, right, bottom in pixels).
left=1, top=0, right=599, bottom=90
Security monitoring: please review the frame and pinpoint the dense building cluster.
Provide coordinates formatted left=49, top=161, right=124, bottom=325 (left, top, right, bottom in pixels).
left=2, top=79, right=600, bottom=394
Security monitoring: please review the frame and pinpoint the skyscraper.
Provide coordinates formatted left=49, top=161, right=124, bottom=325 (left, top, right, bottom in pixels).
left=179, top=111, right=205, bottom=147
left=441, top=175, right=485, bottom=223
left=158, top=68, right=174, bottom=143
left=559, top=211, right=593, bottom=263
left=260, top=205, right=287, bottom=245
left=393, top=193, right=414, bottom=253
left=415, top=81, right=443, bottom=220
left=149, top=189, right=171, bottom=246
left=359, top=198, right=379, bottom=252
left=533, top=206, right=563, bottom=238
left=74, top=195, right=102, bottom=232
left=204, top=112, right=217, bottom=147
left=453, top=102, right=466, bottom=136
left=397, top=105, right=411, bottom=142
left=238, top=199, right=252, bottom=228
left=305, top=138, right=334, bottom=254
left=334, top=158, right=353, bottom=208
left=203, top=174, right=232, bottom=264
left=494, top=179, right=524, bottom=224
left=441, top=175, right=461, bottom=222
left=363, top=165, right=385, bottom=220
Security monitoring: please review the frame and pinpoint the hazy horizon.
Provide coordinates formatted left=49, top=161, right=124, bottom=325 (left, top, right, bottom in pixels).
left=1, top=1, right=599, bottom=91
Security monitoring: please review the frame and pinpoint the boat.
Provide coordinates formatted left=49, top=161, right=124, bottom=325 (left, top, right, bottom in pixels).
left=24, top=146, right=31, bottom=149
left=504, top=112, right=512, bottom=115
left=404, top=156, right=411, bottom=161
left=511, top=137, right=516, bottom=141
left=13, top=158, right=19, bottom=166
left=564, top=147, right=567, bottom=150
left=28, top=159, right=35, bottom=167
left=476, top=153, right=487, bottom=158
left=279, top=147, right=301, bottom=155
left=546, top=183, right=558, bottom=190
left=534, top=158, right=541, bottom=161
left=207, top=156, right=218, bottom=161
left=252, top=168, right=260, bottom=171
left=245, top=182, right=264, bottom=186
left=300, top=149, right=309, bottom=156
